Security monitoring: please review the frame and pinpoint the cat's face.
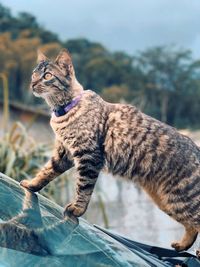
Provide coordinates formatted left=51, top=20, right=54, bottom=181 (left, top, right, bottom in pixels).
left=30, top=50, right=74, bottom=99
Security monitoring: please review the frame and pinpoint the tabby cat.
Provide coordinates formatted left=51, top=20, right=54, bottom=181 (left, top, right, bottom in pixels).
left=21, top=49, right=200, bottom=253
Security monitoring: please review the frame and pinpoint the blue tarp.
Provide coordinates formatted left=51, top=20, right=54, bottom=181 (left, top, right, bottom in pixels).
left=0, top=173, right=198, bottom=267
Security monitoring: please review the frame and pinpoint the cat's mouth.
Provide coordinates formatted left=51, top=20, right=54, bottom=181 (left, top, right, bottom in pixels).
left=33, top=89, right=52, bottom=99
left=32, top=85, right=47, bottom=98
left=32, top=89, right=41, bottom=98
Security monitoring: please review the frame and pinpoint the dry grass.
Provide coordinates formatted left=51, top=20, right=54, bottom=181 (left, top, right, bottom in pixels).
left=0, top=122, right=49, bottom=180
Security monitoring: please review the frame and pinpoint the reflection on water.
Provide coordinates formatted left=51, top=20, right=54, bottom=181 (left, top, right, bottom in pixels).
left=87, top=173, right=200, bottom=252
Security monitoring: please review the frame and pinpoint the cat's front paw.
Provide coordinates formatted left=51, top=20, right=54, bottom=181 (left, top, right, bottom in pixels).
left=64, top=202, right=86, bottom=217
left=20, top=179, right=41, bottom=192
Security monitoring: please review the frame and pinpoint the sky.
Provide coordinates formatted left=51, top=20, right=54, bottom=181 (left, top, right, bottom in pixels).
left=1, top=0, right=200, bottom=58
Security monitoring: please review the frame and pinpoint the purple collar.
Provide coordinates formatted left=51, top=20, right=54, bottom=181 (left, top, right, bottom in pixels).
left=53, top=94, right=83, bottom=117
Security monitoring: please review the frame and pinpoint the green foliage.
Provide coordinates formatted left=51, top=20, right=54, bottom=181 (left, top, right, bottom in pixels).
left=102, top=85, right=130, bottom=103
left=0, top=4, right=58, bottom=42
left=135, top=46, right=200, bottom=125
left=0, top=3, right=200, bottom=128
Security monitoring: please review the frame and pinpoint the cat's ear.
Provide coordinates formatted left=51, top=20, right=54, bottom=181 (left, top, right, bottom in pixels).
left=55, top=49, right=74, bottom=76
left=37, top=50, right=48, bottom=63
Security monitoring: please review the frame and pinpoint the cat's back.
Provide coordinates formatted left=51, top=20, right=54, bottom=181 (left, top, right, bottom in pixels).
left=104, top=102, right=200, bottom=181
left=105, top=102, right=200, bottom=155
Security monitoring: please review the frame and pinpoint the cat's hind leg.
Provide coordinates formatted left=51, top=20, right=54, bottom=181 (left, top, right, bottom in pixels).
left=194, top=227, right=200, bottom=258
left=171, top=225, right=198, bottom=251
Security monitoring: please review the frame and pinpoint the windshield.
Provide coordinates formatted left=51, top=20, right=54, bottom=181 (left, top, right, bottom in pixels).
left=0, top=172, right=152, bottom=267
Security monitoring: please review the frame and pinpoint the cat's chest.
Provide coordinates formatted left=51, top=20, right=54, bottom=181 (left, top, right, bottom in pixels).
left=50, top=118, right=76, bottom=147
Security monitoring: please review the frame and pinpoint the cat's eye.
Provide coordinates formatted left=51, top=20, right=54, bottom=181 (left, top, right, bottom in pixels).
left=44, top=72, right=53, bottom=80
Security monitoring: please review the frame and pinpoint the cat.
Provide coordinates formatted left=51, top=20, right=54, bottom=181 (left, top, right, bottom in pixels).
left=21, top=49, right=200, bottom=254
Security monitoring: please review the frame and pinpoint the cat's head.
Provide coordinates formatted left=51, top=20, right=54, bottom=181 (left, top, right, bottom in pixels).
left=30, top=49, right=83, bottom=107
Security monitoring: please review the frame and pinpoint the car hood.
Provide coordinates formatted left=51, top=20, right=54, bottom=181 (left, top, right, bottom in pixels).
left=0, top=173, right=198, bottom=267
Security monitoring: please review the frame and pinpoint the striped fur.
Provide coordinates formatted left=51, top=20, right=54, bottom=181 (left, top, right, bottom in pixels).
left=21, top=49, right=200, bottom=252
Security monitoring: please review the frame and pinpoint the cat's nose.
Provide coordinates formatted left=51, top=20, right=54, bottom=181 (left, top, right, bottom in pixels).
left=30, top=85, right=36, bottom=93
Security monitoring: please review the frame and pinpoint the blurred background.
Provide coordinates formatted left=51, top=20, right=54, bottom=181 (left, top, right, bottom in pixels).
left=0, top=0, right=200, bottom=251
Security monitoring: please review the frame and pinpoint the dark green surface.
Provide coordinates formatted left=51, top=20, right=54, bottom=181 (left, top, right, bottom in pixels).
left=0, top=173, right=149, bottom=266
left=0, top=173, right=198, bottom=267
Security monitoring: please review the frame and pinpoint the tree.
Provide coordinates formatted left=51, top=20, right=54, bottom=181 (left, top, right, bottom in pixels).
left=102, top=85, right=130, bottom=103
left=135, top=46, right=200, bottom=125
left=0, top=2, right=200, bottom=128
